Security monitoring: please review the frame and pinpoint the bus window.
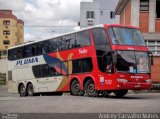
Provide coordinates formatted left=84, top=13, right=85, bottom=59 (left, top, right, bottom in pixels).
left=70, top=34, right=76, bottom=48
left=44, top=40, right=53, bottom=54
left=81, top=58, right=93, bottom=72
left=116, top=51, right=135, bottom=72
left=31, top=44, right=37, bottom=56
left=92, top=28, right=111, bottom=72
left=8, top=49, right=14, bottom=60
left=109, top=27, right=145, bottom=46
left=24, top=45, right=32, bottom=58
left=76, top=30, right=91, bottom=48
left=65, top=35, right=71, bottom=50
left=49, top=38, right=58, bottom=52
left=36, top=43, right=43, bottom=55
left=32, top=63, right=63, bottom=78
left=92, top=28, right=110, bottom=52
left=72, top=59, right=81, bottom=73
left=57, top=37, right=62, bottom=51
left=16, top=48, right=23, bottom=59
left=61, top=36, right=67, bottom=50
left=72, top=58, right=93, bottom=74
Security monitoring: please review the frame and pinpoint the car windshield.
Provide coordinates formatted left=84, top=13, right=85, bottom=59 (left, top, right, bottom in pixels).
left=109, top=27, right=145, bottom=46
left=116, top=51, right=150, bottom=73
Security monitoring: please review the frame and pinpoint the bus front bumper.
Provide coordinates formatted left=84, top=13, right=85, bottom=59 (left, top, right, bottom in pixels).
left=116, top=82, right=152, bottom=90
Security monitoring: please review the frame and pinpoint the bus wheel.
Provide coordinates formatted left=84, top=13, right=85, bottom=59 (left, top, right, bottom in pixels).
left=19, top=84, right=26, bottom=97
left=114, top=90, right=128, bottom=98
left=27, top=83, right=34, bottom=96
left=71, top=80, right=84, bottom=96
left=85, top=80, right=98, bottom=97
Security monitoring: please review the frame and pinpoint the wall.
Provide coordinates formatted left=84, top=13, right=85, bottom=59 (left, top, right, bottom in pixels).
left=0, top=59, right=7, bottom=74
left=99, top=0, right=120, bottom=24
left=0, top=18, right=17, bottom=51
left=139, top=12, right=149, bottom=33
left=80, top=1, right=100, bottom=28
left=120, top=1, right=131, bottom=26
left=155, top=19, right=160, bottom=32
left=151, top=57, right=160, bottom=82
left=17, top=23, right=24, bottom=45
left=80, top=0, right=119, bottom=28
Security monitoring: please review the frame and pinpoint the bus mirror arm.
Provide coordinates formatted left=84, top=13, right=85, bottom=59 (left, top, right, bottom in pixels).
left=149, top=52, right=153, bottom=65
left=112, top=51, right=117, bottom=65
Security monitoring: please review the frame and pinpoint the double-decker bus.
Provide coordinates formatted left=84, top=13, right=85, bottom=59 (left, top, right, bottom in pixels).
left=7, top=24, right=153, bottom=97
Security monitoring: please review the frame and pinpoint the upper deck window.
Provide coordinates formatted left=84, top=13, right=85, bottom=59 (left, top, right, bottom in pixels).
left=109, top=27, right=145, bottom=46
left=92, top=28, right=110, bottom=51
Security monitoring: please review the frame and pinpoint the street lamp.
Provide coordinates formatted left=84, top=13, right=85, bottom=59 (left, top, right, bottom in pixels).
left=60, top=20, right=64, bottom=34
left=52, top=31, right=55, bottom=37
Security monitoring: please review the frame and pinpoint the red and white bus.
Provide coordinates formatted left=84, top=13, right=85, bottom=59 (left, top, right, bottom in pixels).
left=7, top=24, right=153, bottom=97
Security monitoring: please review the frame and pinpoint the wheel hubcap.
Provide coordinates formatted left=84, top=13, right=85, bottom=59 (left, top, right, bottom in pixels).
left=20, top=86, right=25, bottom=94
left=74, top=84, right=80, bottom=92
left=88, top=84, right=95, bottom=94
left=28, top=87, right=33, bottom=95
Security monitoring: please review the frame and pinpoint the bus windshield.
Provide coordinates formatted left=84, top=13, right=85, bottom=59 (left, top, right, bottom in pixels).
left=116, top=51, right=150, bottom=73
left=109, top=27, right=145, bottom=46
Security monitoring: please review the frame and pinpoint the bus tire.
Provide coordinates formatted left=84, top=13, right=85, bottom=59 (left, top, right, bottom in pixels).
left=71, top=80, right=84, bottom=96
left=19, top=84, right=26, bottom=97
left=84, top=79, right=98, bottom=97
left=27, top=83, right=34, bottom=96
left=114, top=90, right=128, bottom=98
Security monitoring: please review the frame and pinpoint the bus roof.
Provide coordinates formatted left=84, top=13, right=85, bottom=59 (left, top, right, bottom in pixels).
left=8, top=24, right=139, bottom=50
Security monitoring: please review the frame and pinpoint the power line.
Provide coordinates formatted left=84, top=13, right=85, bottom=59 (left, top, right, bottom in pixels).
left=0, top=25, right=79, bottom=27
left=24, top=25, right=78, bottom=27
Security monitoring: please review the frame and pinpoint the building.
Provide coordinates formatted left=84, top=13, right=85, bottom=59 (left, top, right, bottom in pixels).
left=80, top=0, right=120, bottom=28
left=115, top=0, right=160, bottom=83
left=0, top=10, right=24, bottom=58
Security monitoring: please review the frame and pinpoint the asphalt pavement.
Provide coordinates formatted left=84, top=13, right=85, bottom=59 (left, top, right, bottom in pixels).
left=0, top=85, right=160, bottom=114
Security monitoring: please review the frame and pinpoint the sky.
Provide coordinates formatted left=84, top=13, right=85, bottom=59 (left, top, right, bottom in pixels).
left=0, top=0, right=92, bottom=42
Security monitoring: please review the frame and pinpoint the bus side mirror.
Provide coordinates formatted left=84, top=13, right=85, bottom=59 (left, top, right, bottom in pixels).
left=149, top=52, right=153, bottom=65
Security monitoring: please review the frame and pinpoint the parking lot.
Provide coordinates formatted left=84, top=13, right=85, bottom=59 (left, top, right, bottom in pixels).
left=0, top=85, right=160, bottom=113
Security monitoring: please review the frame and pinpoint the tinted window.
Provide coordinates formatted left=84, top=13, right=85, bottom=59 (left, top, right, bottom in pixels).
left=98, top=52, right=113, bottom=72
left=24, top=45, right=32, bottom=58
left=36, top=43, right=43, bottom=55
left=72, top=59, right=81, bottom=73
left=81, top=58, right=93, bottom=72
left=8, top=30, right=91, bottom=60
left=70, top=34, right=76, bottom=48
left=65, top=35, right=72, bottom=49
left=32, top=63, right=62, bottom=78
left=72, top=58, right=92, bottom=74
left=61, top=36, right=68, bottom=50
left=92, top=28, right=110, bottom=52
left=8, top=49, right=15, bottom=60
left=92, top=28, right=111, bottom=72
left=76, top=30, right=91, bottom=48
left=31, top=44, right=37, bottom=56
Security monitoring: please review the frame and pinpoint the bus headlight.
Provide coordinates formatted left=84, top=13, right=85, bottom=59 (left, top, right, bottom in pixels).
left=117, top=78, right=128, bottom=83
left=145, top=79, right=152, bottom=83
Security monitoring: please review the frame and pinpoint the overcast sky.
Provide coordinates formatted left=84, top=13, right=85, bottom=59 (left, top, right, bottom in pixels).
left=0, top=0, right=92, bottom=42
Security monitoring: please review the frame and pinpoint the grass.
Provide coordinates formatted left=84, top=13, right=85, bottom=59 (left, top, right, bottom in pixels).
left=0, top=73, right=6, bottom=85
left=0, top=80, right=6, bottom=85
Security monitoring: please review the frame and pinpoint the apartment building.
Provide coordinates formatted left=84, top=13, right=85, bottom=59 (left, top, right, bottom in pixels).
left=115, top=0, right=160, bottom=83
left=0, top=10, right=24, bottom=58
left=80, top=0, right=120, bottom=28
